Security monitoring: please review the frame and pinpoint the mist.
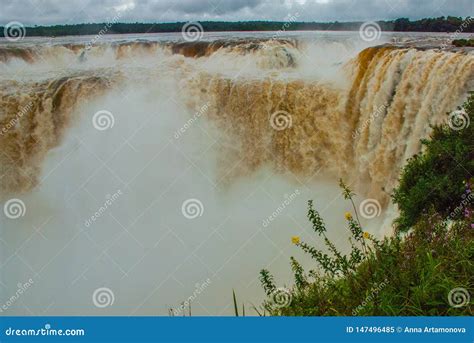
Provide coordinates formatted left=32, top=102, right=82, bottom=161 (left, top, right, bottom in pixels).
left=1, top=31, right=472, bottom=315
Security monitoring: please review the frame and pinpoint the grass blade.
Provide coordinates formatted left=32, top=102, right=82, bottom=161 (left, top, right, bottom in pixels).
left=232, top=289, right=239, bottom=317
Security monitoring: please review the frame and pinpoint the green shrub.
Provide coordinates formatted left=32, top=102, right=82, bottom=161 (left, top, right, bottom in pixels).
left=452, top=39, right=474, bottom=47
left=392, top=93, right=474, bottom=232
left=260, top=188, right=473, bottom=316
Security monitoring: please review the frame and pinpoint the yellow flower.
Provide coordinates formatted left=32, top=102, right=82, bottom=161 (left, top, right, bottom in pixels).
left=363, top=232, right=370, bottom=239
left=291, top=236, right=300, bottom=245
left=344, top=212, right=352, bottom=220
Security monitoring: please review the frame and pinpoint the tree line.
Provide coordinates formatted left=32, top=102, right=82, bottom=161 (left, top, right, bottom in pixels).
left=1, top=16, right=473, bottom=37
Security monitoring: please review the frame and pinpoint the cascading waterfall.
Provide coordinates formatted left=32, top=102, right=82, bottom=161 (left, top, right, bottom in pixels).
left=0, top=34, right=473, bottom=316
left=181, top=45, right=474, bottom=206
left=0, top=39, right=473, bottom=204
left=0, top=73, right=118, bottom=194
left=348, top=47, right=473, bottom=203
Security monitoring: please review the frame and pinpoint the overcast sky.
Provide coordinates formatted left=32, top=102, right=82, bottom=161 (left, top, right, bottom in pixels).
left=1, top=0, right=473, bottom=26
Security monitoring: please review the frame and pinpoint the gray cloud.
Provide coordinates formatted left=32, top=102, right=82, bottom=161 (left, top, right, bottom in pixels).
left=0, top=0, right=472, bottom=25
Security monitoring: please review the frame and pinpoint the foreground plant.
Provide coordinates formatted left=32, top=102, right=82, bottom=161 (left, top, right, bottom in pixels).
left=259, top=95, right=474, bottom=316
left=260, top=191, right=473, bottom=315
left=260, top=180, right=381, bottom=314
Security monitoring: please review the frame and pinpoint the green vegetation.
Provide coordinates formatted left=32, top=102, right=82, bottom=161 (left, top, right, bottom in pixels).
left=232, top=290, right=251, bottom=317
left=452, top=39, right=474, bottom=47
left=393, top=93, right=474, bottom=232
left=1, top=16, right=472, bottom=37
left=259, top=94, right=474, bottom=316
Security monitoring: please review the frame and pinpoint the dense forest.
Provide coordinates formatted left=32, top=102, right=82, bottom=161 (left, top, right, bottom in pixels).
left=1, top=16, right=473, bottom=37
